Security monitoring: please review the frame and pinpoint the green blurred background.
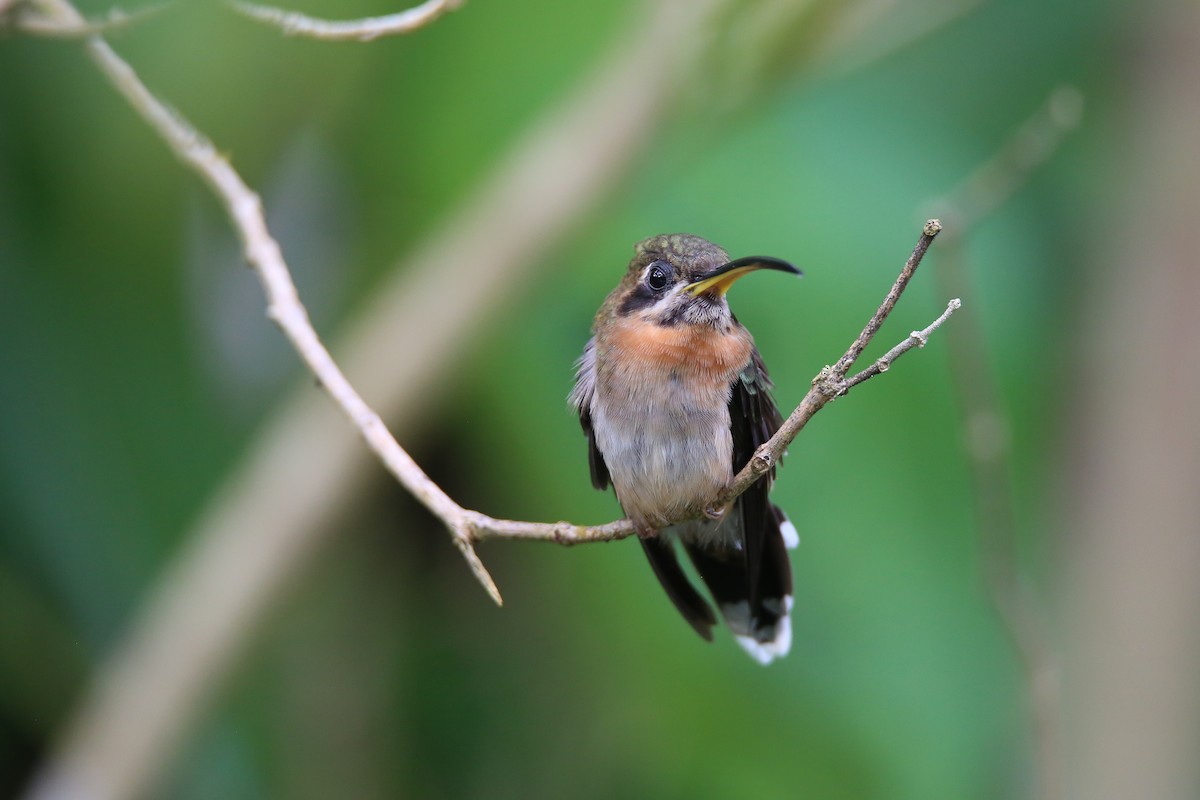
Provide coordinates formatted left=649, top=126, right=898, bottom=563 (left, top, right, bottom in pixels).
left=4, top=0, right=1196, bottom=798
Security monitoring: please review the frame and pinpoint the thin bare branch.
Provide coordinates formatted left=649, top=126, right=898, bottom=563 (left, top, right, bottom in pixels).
left=717, top=220, right=946, bottom=504
left=31, top=0, right=498, bottom=602
left=228, top=0, right=462, bottom=41
left=842, top=298, right=962, bottom=392
left=8, top=0, right=171, bottom=37
left=831, top=218, right=942, bottom=378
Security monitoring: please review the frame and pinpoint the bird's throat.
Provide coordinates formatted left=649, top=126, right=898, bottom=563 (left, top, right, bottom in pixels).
left=603, top=318, right=753, bottom=384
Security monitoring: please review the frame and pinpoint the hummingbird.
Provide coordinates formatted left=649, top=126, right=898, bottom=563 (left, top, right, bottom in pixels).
left=570, top=233, right=800, bottom=664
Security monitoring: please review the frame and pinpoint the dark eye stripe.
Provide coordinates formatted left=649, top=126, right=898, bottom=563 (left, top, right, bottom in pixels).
left=617, top=260, right=672, bottom=316
left=617, top=284, right=655, bottom=315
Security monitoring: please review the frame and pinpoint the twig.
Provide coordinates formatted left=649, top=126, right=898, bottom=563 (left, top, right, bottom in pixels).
left=832, top=218, right=942, bottom=377
left=841, top=297, right=962, bottom=392
left=718, top=220, right=946, bottom=503
left=7, top=0, right=171, bottom=37
left=227, top=0, right=462, bottom=41
left=926, top=86, right=1082, bottom=800
left=30, top=0, right=501, bottom=604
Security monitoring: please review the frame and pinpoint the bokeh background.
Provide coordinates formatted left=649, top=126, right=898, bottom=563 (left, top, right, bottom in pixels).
left=3, top=0, right=1198, bottom=798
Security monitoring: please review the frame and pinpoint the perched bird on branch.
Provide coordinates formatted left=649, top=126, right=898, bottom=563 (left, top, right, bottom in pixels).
left=570, top=234, right=800, bottom=663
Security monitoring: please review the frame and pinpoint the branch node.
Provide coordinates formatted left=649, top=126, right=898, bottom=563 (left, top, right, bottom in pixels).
left=458, top=509, right=490, bottom=543
left=264, top=304, right=283, bottom=325
left=551, top=523, right=574, bottom=546
left=812, top=366, right=843, bottom=399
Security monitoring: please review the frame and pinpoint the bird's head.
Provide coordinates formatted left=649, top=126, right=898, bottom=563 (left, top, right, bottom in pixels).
left=599, top=233, right=800, bottom=330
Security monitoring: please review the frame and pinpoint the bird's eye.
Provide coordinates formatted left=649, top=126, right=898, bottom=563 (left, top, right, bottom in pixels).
left=646, top=263, right=669, bottom=291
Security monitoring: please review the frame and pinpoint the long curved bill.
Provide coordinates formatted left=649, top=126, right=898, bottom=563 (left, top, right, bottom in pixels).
left=684, top=256, right=802, bottom=297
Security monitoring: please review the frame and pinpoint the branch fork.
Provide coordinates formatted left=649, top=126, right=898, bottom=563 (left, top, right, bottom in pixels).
left=448, top=221, right=959, bottom=599
left=712, top=220, right=954, bottom=508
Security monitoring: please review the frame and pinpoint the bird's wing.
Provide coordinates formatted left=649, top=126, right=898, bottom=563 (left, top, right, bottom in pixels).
left=730, top=345, right=783, bottom=588
left=569, top=337, right=610, bottom=491
left=730, top=346, right=784, bottom=479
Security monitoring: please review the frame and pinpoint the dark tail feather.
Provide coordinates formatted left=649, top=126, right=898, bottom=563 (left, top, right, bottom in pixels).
left=639, top=537, right=717, bottom=641
left=683, top=541, right=751, bottom=626
left=756, top=511, right=792, bottom=629
left=685, top=509, right=793, bottom=665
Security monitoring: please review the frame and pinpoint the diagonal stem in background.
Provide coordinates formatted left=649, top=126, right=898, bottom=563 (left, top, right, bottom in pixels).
left=20, top=1, right=728, bottom=798
left=926, top=85, right=1083, bottom=800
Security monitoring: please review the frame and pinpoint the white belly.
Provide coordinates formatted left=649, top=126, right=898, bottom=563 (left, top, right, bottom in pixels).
left=592, top=381, right=733, bottom=530
left=580, top=315, right=754, bottom=532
